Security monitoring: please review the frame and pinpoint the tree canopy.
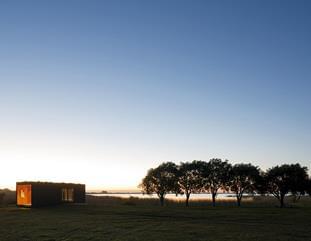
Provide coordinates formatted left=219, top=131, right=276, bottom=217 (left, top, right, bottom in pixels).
left=307, top=179, right=311, bottom=196
left=229, top=163, right=260, bottom=207
left=266, top=163, right=309, bottom=207
left=139, top=162, right=180, bottom=206
left=203, top=159, right=231, bottom=207
left=178, top=160, right=205, bottom=206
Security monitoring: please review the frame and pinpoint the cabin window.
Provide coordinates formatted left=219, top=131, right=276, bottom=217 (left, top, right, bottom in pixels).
left=62, top=188, right=74, bottom=202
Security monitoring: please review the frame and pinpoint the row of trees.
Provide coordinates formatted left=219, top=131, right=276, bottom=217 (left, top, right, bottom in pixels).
left=139, top=159, right=311, bottom=208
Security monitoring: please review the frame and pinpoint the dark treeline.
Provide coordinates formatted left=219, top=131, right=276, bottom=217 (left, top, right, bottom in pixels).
left=139, top=159, right=311, bottom=208
left=0, top=189, right=16, bottom=206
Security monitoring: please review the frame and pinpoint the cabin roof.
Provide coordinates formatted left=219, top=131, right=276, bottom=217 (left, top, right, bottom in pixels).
left=16, top=181, right=85, bottom=186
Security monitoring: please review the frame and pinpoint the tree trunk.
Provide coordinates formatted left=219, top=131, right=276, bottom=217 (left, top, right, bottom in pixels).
left=237, top=196, right=241, bottom=207
left=186, top=193, right=190, bottom=207
left=212, top=193, right=216, bottom=207
left=280, top=194, right=285, bottom=208
left=160, top=194, right=164, bottom=206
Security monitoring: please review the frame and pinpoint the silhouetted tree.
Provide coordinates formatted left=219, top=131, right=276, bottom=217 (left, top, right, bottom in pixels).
left=290, top=164, right=309, bottom=202
left=307, top=179, right=311, bottom=197
left=139, top=162, right=180, bottom=206
left=266, top=164, right=308, bottom=208
left=229, top=163, right=260, bottom=207
left=255, top=170, right=268, bottom=196
left=203, top=159, right=231, bottom=207
left=0, top=192, right=5, bottom=205
left=178, top=160, right=205, bottom=206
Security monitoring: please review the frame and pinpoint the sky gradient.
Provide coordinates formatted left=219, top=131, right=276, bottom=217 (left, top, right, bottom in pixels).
left=1, top=0, right=311, bottom=190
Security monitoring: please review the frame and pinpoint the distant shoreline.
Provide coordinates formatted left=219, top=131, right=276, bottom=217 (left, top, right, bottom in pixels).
left=87, top=192, right=142, bottom=195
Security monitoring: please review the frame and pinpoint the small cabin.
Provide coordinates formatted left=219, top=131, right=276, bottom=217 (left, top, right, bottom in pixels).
left=16, top=181, right=85, bottom=207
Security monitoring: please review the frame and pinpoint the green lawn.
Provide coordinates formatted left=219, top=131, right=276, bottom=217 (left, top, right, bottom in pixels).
left=1, top=197, right=311, bottom=241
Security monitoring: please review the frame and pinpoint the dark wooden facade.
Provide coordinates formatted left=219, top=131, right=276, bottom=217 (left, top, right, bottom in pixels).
left=16, top=182, right=85, bottom=207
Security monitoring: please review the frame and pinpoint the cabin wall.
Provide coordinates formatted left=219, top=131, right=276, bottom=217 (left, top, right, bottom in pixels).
left=73, top=184, right=86, bottom=203
left=32, top=183, right=62, bottom=207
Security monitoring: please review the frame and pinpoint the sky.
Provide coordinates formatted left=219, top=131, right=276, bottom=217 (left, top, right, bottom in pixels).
left=0, top=0, right=310, bottom=191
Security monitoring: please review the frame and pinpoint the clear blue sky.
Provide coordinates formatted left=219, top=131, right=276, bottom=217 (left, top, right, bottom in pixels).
left=0, top=0, right=310, bottom=190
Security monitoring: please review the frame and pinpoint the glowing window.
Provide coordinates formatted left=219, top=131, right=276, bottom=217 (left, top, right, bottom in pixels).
left=62, top=188, right=74, bottom=202
left=17, top=184, right=32, bottom=206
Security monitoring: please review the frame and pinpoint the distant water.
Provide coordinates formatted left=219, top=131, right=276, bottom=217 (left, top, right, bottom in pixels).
left=89, top=193, right=240, bottom=200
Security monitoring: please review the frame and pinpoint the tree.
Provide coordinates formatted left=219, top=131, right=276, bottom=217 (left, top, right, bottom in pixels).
left=203, top=159, right=231, bottom=207
left=229, top=163, right=260, bottom=207
left=255, top=170, right=268, bottom=196
left=139, top=162, right=180, bottom=206
left=290, top=164, right=309, bottom=202
left=0, top=192, right=5, bottom=205
left=266, top=164, right=309, bottom=207
left=178, top=160, right=205, bottom=206
left=307, top=178, right=311, bottom=197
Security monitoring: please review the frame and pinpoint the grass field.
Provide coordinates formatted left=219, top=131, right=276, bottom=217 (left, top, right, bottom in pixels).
left=1, top=196, right=311, bottom=241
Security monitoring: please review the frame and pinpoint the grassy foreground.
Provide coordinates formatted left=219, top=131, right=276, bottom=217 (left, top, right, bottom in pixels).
left=1, top=196, right=311, bottom=241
